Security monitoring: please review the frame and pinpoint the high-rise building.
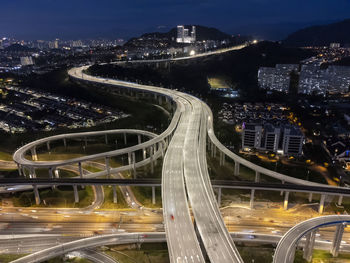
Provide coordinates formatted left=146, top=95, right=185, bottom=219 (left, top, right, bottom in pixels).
left=20, top=56, right=34, bottom=66
left=242, top=123, right=304, bottom=156
left=282, top=126, right=304, bottom=156
left=242, top=123, right=263, bottom=150
left=176, top=25, right=196, bottom=43
left=263, top=124, right=280, bottom=152
left=258, top=64, right=298, bottom=93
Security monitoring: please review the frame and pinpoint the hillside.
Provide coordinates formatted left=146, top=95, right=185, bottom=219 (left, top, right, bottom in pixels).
left=125, top=25, right=238, bottom=47
left=283, top=19, right=350, bottom=47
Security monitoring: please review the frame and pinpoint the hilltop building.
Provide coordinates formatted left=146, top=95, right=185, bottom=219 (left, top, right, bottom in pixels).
left=176, top=25, right=196, bottom=43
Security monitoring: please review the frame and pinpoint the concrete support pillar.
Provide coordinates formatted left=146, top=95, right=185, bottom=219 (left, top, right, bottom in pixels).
left=124, top=133, right=127, bottom=145
left=49, top=167, right=54, bottom=179
left=73, top=185, right=79, bottom=203
left=152, top=186, right=156, bottom=205
left=84, top=137, right=87, bottom=147
left=112, top=185, right=118, bottom=204
left=78, top=162, right=83, bottom=178
left=308, top=193, right=313, bottom=203
left=128, top=152, right=132, bottom=167
left=303, top=230, right=316, bottom=262
left=150, top=146, right=154, bottom=174
left=105, top=157, right=110, bottom=178
left=217, top=187, right=222, bottom=207
left=219, top=152, right=223, bottom=166
left=338, top=195, right=343, bottom=206
left=153, top=145, right=157, bottom=166
left=132, top=152, right=136, bottom=178
left=211, top=144, right=214, bottom=157
left=160, top=143, right=164, bottom=158
left=22, top=167, right=27, bottom=178
left=234, top=161, right=240, bottom=176
left=30, top=167, right=36, bottom=178
left=33, top=185, right=40, bottom=205
left=143, top=148, right=147, bottom=160
left=222, top=153, right=225, bottom=166
left=213, top=146, right=217, bottom=157
left=250, top=189, right=255, bottom=209
left=54, top=169, right=59, bottom=178
left=319, top=194, right=326, bottom=214
left=17, top=164, right=22, bottom=176
left=115, top=139, right=118, bottom=149
left=280, top=180, right=285, bottom=196
left=284, top=191, right=289, bottom=210
left=31, top=147, right=38, bottom=161
left=104, top=134, right=108, bottom=145
left=46, top=141, right=51, bottom=152
left=331, top=223, right=346, bottom=257
left=255, top=171, right=260, bottom=182
left=137, top=134, right=141, bottom=145
left=165, top=137, right=168, bottom=148
left=63, top=138, right=67, bottom=149
left=158, top=96, right=162, bottom=105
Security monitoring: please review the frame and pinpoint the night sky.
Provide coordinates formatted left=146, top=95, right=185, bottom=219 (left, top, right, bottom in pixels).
left=1, top=0, right=349, bottom=40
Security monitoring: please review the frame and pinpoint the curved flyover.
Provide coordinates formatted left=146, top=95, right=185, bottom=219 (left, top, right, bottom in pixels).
left=274, top=215, right=350, bottom=263
left=69, top=67, right=243, bottom=263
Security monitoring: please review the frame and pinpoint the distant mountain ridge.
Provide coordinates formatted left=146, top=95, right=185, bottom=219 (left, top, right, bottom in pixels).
left=125, top=25, right=235, bottom=47
left=283, top=19, right=350, bottom=47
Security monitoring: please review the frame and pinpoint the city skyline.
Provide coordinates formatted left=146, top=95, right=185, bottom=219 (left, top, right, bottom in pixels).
left=0, top=0, right=349, bottom=40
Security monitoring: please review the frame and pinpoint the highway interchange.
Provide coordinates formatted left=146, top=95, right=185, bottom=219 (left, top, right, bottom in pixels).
left=1, top=44, right=350, bottom=262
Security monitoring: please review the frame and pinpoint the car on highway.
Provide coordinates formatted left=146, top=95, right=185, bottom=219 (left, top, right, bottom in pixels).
left=170, top=214, right=174, bottom=221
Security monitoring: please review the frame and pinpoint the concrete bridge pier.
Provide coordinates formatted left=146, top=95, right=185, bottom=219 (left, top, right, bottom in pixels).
left=154, top=145, right=158, bottom=166
left=159, top=142, right=164, bottom=158
left=234, top=161, right=240, bottom=176
left=104, top=134, right=108, bottom=145
left=137, top=134, right=142, bottom=144
left=33, top=185, right=40, bottom=205
left=105, top=157, right=111, bottom=178
left=303, top=230, right=317, bottom=262
left=128, top=152, right=132, bottom=167
left=142, top=148, right=147, bottom=160
left=46, top=141, right=51, bottom=152
left=331, top=223, right=346, bottom=257
left=152, top=186, right=156, bottom=205
left=73, top=185, right=79, bottom=203
left=150, top=146, right=154, bottom=174
left=284, top=191, right=290, bottom=210
left=30, top=167, right=36, bottom=179
left=84, top=137, right=88, bottom=148
left=124, top=133, right=127, bottom=145
left=112, top=185, right=118, bottom=203
left=17, top=164, right=22, bottom=176
left=132, top=152, right=137, bottom=178
left=31, top=147, right=38, bottom=161
left=319, top=194, right=326, bottom=214
left=63, top=138, right=67, bottom=149
left=78, top=162, right=83, bottom=178
left=308, top=193, right=313, bottom=202
left=250, top=189, right=255, bottom=209
left=49, top=168, right=54, bottom=179
left=280, top=180, right=285, bottom=196
left=338, top=195, right=343, bottom=206
left=255, top=171, right=260, bottom=182
left=217, top=187, right=222, bottom=206
left=54, top=169, right=59, bottom=178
